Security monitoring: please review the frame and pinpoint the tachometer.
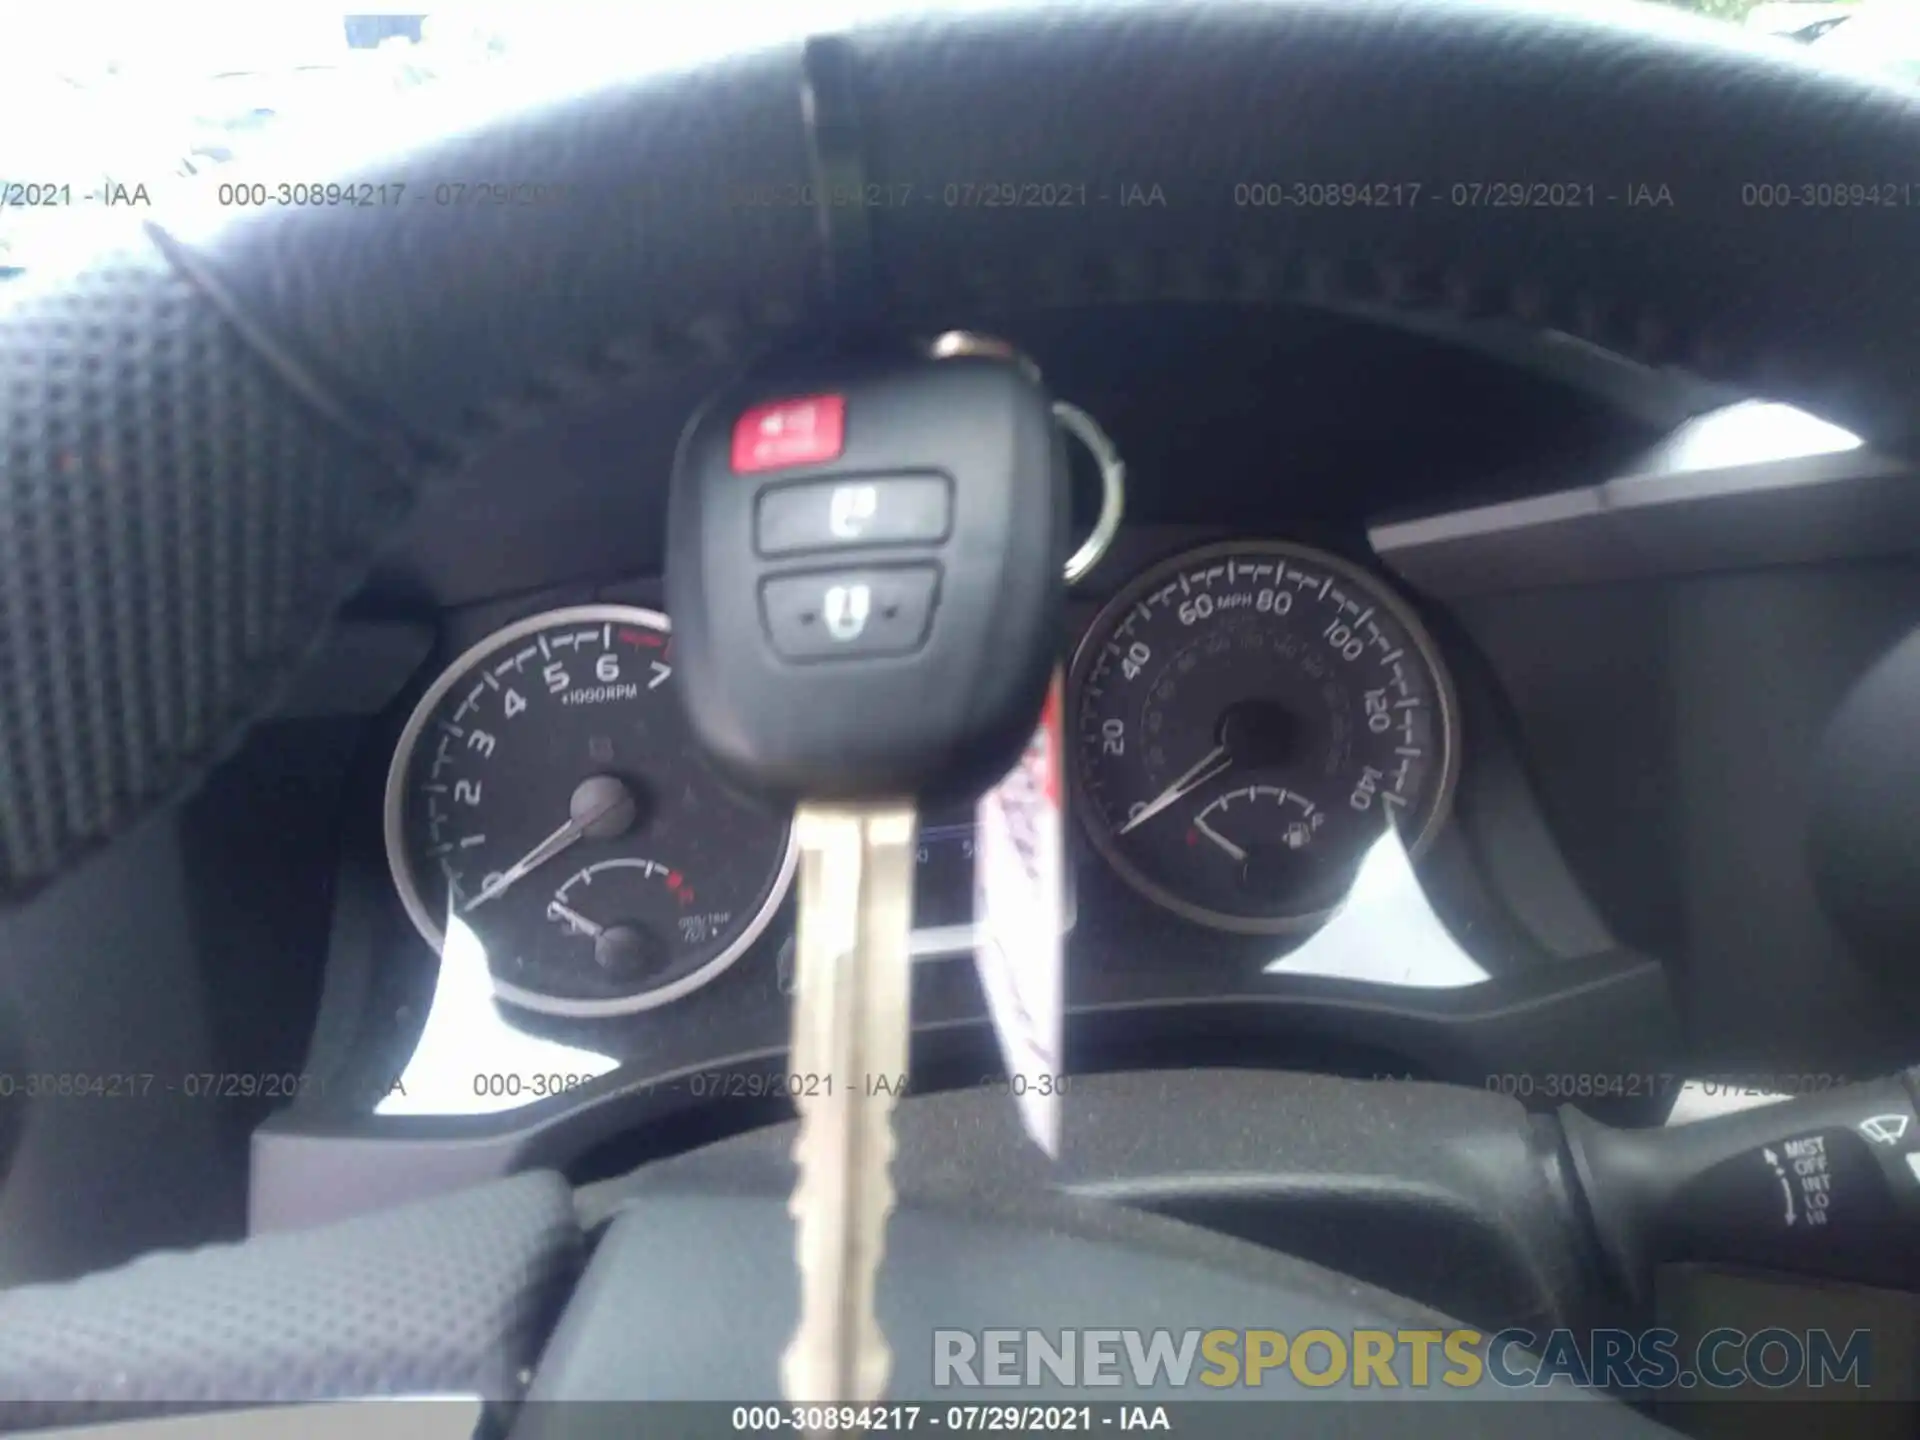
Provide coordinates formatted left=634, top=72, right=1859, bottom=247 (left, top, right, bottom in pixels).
left=1069, top=541, right=1458, bottom=932
left=385, top=605, right=796, bottom=1015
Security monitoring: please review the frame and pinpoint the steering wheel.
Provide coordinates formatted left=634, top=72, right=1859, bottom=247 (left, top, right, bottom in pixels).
left=1, top=0, right=1915, bottom=1428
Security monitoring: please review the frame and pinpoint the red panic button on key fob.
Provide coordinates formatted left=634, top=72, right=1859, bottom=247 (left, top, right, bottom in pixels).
left=732, top=395, right=847, bottom=473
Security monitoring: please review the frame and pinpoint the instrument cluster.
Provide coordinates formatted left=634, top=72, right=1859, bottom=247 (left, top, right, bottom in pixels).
left=383, top=539, right=1461, bottom=1017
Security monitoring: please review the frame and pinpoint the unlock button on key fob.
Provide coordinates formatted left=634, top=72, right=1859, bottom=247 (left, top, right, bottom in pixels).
left=760, top=566, right=942, bottom=661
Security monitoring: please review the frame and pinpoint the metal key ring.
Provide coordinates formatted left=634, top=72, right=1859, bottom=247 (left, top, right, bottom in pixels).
left=1053, top=400, right=1126, bottom=583
left=928, top=332, right=1127, bottom=583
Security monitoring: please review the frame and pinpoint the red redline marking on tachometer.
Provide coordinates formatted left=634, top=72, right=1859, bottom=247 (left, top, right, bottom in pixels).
left=619, top=628, right=664, bottom=648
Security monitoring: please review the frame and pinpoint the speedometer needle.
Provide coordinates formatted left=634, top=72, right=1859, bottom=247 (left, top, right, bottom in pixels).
left=1117, top=744, right=1233, bottom=834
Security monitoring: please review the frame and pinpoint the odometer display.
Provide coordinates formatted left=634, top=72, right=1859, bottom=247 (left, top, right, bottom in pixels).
left=1070, top=541, right=1459, bottom=932
left=385, top=605, right=795, bottom=1016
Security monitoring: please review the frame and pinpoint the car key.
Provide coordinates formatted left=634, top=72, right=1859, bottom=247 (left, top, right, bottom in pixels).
left=666, top=351, right=1068, bottom=1404
left=781, top=798, right=915, bottom=1405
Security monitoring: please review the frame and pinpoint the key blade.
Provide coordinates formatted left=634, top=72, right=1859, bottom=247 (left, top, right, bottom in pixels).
left=782, top=801, right=916, bottom=1407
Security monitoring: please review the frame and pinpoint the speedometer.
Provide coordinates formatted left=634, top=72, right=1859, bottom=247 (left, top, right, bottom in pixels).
left=1069, top=541, right=1459, bottom=932
left=385, top=605, right=796, bottom=1016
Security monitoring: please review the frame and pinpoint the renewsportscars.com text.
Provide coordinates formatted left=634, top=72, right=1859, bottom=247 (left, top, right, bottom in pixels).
left=932, top=1326, right=1872, bottom=1391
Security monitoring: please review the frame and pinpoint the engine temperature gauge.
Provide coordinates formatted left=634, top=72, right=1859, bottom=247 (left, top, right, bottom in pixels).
left=546, top=857, right=737, bottom=981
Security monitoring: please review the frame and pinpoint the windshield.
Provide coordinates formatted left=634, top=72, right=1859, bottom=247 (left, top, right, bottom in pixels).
left=3, top=0, right=1915, bottom=276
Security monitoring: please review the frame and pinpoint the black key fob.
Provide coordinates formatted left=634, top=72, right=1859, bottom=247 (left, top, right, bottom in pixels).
left=666, top=353, right=1068, bottom=807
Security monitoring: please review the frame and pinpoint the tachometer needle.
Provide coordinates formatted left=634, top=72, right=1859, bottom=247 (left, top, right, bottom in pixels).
left=1117, top=745, right=1233, bottom=834
left=1192, top=814, right=1248, bottom=862
left=463, top=773, right=636, bottom=912
left=547, top=900, right=605, bottom=938
left=465, top=815, right=584, bottom=911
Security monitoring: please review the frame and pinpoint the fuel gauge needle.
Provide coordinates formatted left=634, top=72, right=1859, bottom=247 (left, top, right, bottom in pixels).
left=1192, top=813, right=1248, bottom=862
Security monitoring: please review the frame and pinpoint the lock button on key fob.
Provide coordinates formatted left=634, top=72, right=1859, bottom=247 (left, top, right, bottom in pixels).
left=755, top=475, right=952, bottom=555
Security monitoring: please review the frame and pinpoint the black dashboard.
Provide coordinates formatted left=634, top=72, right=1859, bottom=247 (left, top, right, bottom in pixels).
left=55, top=301, right=1912, bottom=1242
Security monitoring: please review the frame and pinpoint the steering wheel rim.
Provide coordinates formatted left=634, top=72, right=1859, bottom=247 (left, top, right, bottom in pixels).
left=1, top=0, right=1916, bottom=930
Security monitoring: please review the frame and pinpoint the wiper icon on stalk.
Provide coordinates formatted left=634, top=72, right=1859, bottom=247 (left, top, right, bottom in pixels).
left=1859, top=1114, right=1912, bottom=1147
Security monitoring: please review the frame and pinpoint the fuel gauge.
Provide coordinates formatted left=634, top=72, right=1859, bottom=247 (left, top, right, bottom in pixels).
left=1189, top=785, right=1343, bottom=905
